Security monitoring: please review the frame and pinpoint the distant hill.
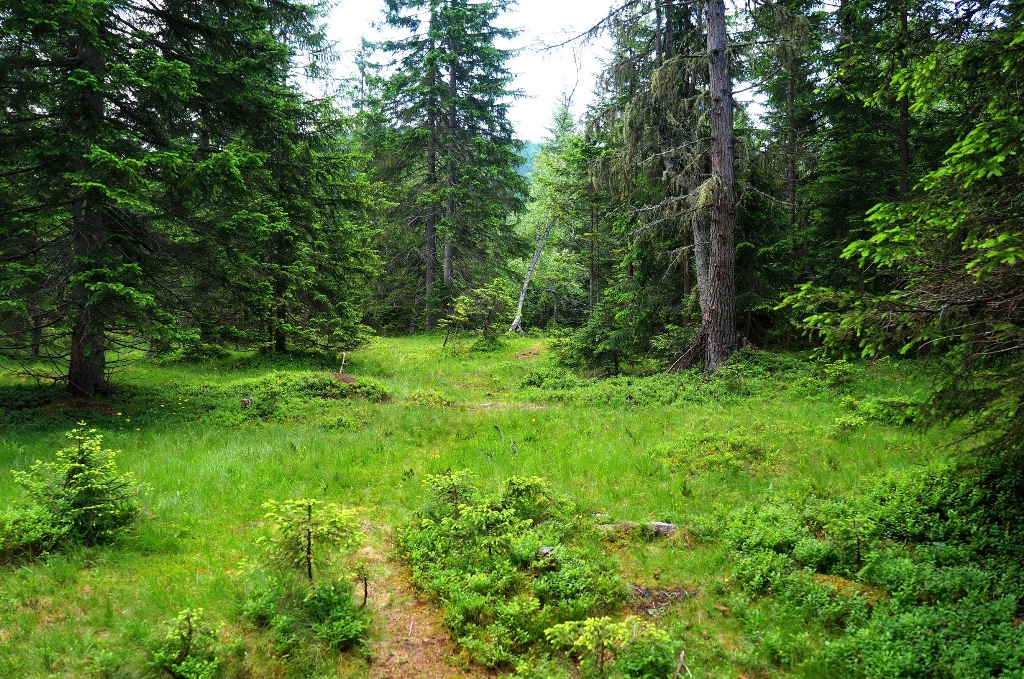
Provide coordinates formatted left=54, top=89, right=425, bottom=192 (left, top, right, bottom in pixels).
left=518, top=142, right=541, bottom=176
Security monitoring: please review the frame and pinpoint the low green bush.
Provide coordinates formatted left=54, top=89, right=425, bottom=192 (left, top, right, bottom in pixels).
left=545, top=615, right=677, bottom=679
left=1, top=427, right=143, bottom=562
left=238, top=497, right=369, bottom=660
left=150, top=608, right=221, bottom=679
left=406, top=389, right=455, bottom=408
left=399, top=472, right=628, bottom=668
left=724, top=461, right=1024, bottom=677
left=653, top=431, right=775, bottom=476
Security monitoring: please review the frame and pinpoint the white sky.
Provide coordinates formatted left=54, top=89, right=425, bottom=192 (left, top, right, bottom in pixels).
left=324, top=0, right=615, bottom=143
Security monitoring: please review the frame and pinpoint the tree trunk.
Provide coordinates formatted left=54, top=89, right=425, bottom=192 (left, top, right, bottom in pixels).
left=274, top=303, right=287, bottom=353
left=898, top=0, right=910, bottom=195
left=425, top=24, right=439, bottom=330
left=443, top=62, right=457, bottom=286
left=509, top=217, right=556, bottom=334
left=589, top=203, right=598, bottom=309
left=68, top=202, right=107, bottom=397
left=787, top=65, right=798, bottom=226
left=705, top=0, right=737, bottom=372
left=67, top=39, right=107, bottom=397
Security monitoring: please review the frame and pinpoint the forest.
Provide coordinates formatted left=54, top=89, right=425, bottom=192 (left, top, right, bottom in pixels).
left=0, top=0, right=1022, bottom=677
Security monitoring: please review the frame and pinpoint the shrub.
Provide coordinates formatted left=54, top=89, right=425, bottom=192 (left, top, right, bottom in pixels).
left=257, top=499, right=363, bottom=584
left=150, top=608, right=221, bottom=679
left=240, top=499, right=370, bottom=658
left=1, top=428, right=142, bottom=562
left=821, top=359, right=854, bottom=389
left=302, top=580, right=367, bottom=651
left=545, top=616, right=675, bottom=679
left=406, top=389, right=455, bottom=408
left=724, top=462, right=1024, bottom=676
left=400, top=472, right=627, bottom=667
left=655, top=431, right=774, bottom=476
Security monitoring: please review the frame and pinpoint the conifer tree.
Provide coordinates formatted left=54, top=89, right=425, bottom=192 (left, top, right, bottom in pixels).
left=362, top=0, right=526, bottom=331
left=0, top=0, right=368, bottom=392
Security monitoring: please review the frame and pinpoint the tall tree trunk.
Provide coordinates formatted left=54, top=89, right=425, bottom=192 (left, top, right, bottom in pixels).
left=274, top=302, right=287, bottom=353
left=31, top=314, right=42, bottom=358
left=705, top=0, right=737, bottom=371
left=443, top=63, right=457, bottom=286
left=509, top=217, right=556, bottom=334
left=425, top=25, right=439, bottom=330
left=67, top=39, right=107, bottom=397
left=787, top=65, right=798, bottom=226
left=898, top=0, right=910, bottom=195
left=272, top=239, right=287, bottom=352
left=589, top=203, right=598, bottom=309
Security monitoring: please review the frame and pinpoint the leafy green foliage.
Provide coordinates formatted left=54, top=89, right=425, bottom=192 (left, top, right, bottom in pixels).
left=725, top=462, right=1024, bottom=676
left=546, top=616, right=676, bottom=679
left=150, top=608, right=221, bottom=679
left=400, top=472, right=628, bottom=667
left=442, top=278, right=516, bottom=340
left=1, top=428, right=142, bottom=561
left=239, top=498, right=369, bottom=661
left=240, top=573, right=369, bottom=659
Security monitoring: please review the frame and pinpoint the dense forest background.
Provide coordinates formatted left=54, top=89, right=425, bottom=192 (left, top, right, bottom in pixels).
left=2, top=1, right=1024, bottom=676
left=1, top=0, right=1022, bottom=452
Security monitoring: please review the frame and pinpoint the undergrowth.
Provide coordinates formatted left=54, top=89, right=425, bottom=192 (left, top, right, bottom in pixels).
left=399, top=471, right=628, bottom=668
left=724, top=460, right=1024, bottom=677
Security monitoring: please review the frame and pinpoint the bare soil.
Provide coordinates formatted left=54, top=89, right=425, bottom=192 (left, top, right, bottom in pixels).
left=362, top=535, right=493, bottom=679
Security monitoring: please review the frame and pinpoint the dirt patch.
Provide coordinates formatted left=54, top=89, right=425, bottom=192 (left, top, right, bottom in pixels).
left=362, top=536, right=492, bottom=679
left=812, top=574, right=887, bottom=605
left=628, top=583, right=700, bottom=618
left=515, top=345, right=545, bottom=360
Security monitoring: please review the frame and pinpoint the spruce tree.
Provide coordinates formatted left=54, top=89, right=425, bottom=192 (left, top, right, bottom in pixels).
left=362, top=0, right=526, bottom=331
left=0, top=0, right=362, bottom=392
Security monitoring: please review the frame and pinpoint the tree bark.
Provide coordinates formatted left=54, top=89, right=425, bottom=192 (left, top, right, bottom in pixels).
left=509, top=217, right=556, bottom=334
left=67, top=38, right=107, bottom=397
left=443, top=61, right=457, bottom=286
left=705, top=0, right=737, bottom=372
left=787, top=65, right=798, bottom=226
left=425, top=22, right=439, bottom=330
left=898, top=0, right=910, bottom=195
left=274, top=302, right=287, bottom=353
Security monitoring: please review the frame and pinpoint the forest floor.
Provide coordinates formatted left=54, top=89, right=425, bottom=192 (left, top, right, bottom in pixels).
left=0, top=335, right=949, bottom=678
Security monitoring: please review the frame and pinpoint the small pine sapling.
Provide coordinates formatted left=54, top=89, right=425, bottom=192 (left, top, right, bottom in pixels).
left=5, top=427, right=143, bottom=556
left=545, top=616, right=674, bottom=679
left=422, top=470, right=478, bottom=521
left=258, top=499, right=363, bottom=584
left=151, top=608, right=221, bottom=679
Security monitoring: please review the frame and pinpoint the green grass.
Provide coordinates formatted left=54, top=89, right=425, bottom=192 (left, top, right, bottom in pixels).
left=0, top=335, right=953, bottom=677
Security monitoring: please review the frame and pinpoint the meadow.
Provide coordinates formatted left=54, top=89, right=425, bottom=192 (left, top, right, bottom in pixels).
left=0, top=335, right=958, bottom=677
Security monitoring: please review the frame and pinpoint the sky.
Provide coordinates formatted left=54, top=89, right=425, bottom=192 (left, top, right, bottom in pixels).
left=324, top=0, right=615, bottom=143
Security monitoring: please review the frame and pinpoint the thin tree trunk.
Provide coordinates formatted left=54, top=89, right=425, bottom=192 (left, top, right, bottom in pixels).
left=692, top=214, right=711, bottom=315
left=898, top=1, right=910, bottom=195
left=67, top=38, right=107, bottom=397
left=273, top=241, right=287, bottom=353
left=509, top=217, right=556, bottom=334
left=705, top=0, right=737, bottom=372
left=787, top=65, right=798, bottom=226
left=443, top=62, right=456, bottom=286
left=425, top=23, right=439, bottom=330
left=274, top=302, right=287, bottom=353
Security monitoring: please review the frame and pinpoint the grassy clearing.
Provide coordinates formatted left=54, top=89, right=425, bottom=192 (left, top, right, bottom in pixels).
left=0, top=335, right=951, bottom=677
